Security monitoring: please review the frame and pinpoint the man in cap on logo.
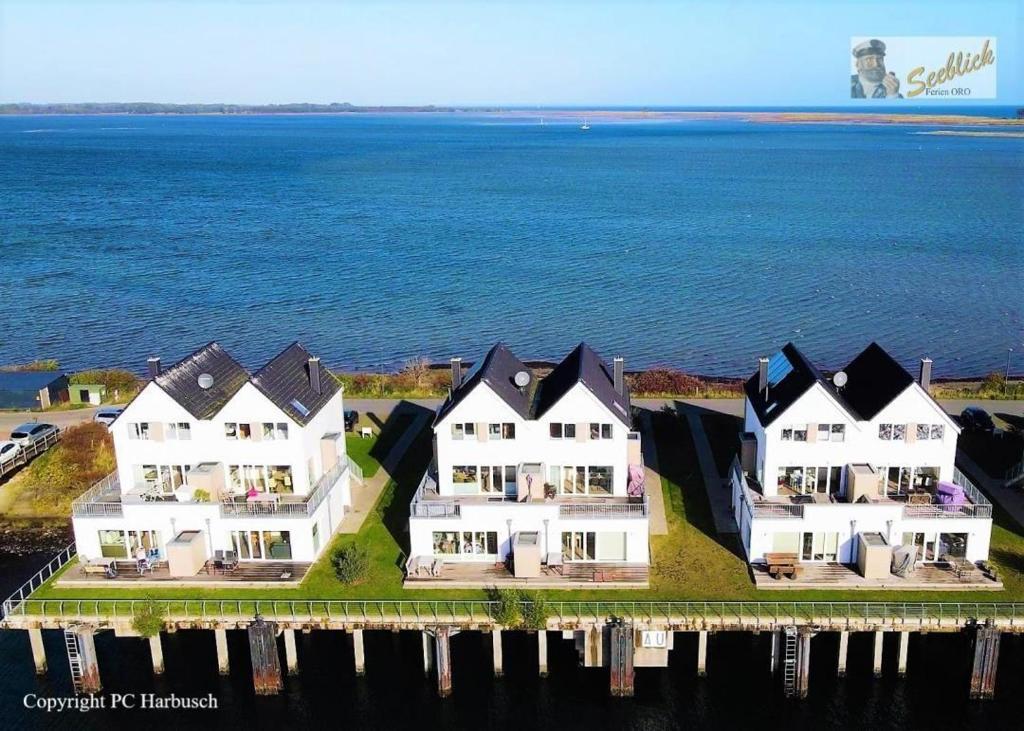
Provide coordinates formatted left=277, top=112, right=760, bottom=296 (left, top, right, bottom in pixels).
left=851, top=39, right=902, bottom=98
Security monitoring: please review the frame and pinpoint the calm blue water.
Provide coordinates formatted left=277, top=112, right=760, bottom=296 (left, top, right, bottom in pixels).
left=0, top=113, right=1021, bottom=376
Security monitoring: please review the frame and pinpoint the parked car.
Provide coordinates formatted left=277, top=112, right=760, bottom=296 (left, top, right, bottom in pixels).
left=9, top=422, right=59, bottom=447
left=960, top=407, right=995, bottom=433
left=0, top=441, right=21, bottom=466
left=344, top=410, right=359, bottom=432
left=94, top=407, right=124, bottom=427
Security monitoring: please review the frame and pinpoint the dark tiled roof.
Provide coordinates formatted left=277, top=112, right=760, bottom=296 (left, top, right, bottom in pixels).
left=835, top=342, right=915, bottom=420
left=251, top=342, right=340, bottom=426
left=435, top=342, right=632, bottom=428
left=154, top=342, right=250, bottom=420
left=0, top=371, right=66, bottom=390
left=744, top=342, right=827, bottom=427
left=433, top=343, right=533, bottom=426
left=535, top=343, right=632, bottom=427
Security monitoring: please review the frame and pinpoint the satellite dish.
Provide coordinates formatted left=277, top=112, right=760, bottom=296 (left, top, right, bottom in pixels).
left=833, top=371, right=848, bottom=388
left=197, top=373, right=215, bottom=390
left=513, top=370, right=531, bottom=388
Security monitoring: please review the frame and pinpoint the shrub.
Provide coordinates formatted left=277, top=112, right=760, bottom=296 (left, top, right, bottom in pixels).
left=332, top=543, right=370, bottom=584
left=489, top=587, right=523, bottom=627
left=131, top=599, right=165, bottom=638
left=520, top=590, right=551, bottom=630
left=0, top=359, right=59, bottom=372
left=69, top=368, right=141, bottom=400
left=629, top=369, right=702, bottom=396
left=192, top=489, right=211, bottom=503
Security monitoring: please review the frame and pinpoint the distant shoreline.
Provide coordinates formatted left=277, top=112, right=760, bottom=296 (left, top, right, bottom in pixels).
left=2, top=104, right=1022, bottom=127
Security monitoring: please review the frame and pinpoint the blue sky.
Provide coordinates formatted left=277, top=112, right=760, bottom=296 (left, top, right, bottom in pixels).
left=1, top=0, right=1020, bottom=105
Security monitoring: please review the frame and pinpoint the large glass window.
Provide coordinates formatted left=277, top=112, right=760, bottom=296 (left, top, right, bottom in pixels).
left=127, top=530, right=161, bottom=559
left=166, top=422, right=191, bottom=440
left=432, top=531, right=497, bottom=556
left=452, top=466, right=478, bottom=486
left=588, top=466, right=613, bottom=495
left=262, top=531, right=292, bottom=560
left=562, top=531, right=597, bottom=561
left=98, top=530, right=127, bottom=558
left=549, top=423, right=575, bottom=439
left=902, top=532, right=937, bottom=561
left=939, top=533, right=968, bottom=560
left=128, top=422, right=150, bottom=440
left=800, top=532, right=839, bottom=561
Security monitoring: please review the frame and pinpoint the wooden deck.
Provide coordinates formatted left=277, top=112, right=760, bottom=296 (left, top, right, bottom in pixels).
left=57, top=560, right=311, bottom=588
left=404, top=561, right=649, bottom=589
left=753, top=562, right=1003, bottom=591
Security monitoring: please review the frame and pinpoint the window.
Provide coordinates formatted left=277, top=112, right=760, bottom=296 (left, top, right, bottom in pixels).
left=480, top=466, right=502, bottom=493
left=549, top=423, right=575, bottom=439
left=128, top=422, right=150, bottom=440
left=263, top=531, right=292, bottom=560
left=781, top=428, right=793, bottom=441
left=588, top=466, right=613, bottom=495
left=879, top=423, right=893, bottom=440
left=902, top=532, right=937, bottom=561
left=818, top=424, right=830, bottom=441
left=792, top=426, right=807, bottom=442
left=134, top=464, right=189, bottom=494
left=228, top=531, right=291, bottom=560
left=801, top=532, right=839, bottom=562
left=930, top=424, right=944, bottom=440
left=225, top=423, right=238, bottom=439
left=228, top=465, right=293, bottom=494
left=562, top=531, right=597, bottom=561
left=879, top=423, right=906, bottom=440
left=166, top=422, right=190, bottom=440
left=489, top=423, right=501, bottom=438
left=831, top=424, right=845, bottom=442
left=98, top=530, right=127, bottom=558
left=502, top=423, right=515, bottom=439
left=432, top=531, right=498, bottom=556
left=261, top=422, right=289, bottom=440
left=878, top=465, right=914, bottom=495
left=238, top=423, right=251, bottom=440
left=590, top=423, right=613, bottom=440
left=452, top=466, right=478, bottom=484
left=451, top=423, right=474, bottom=439
left=939, top=533, right=968, bottom=560
left=312, top=523, right=320, bottom=554
left=127, top=530, right=161, bottom=559
left=917, top=424, right=930, bottom=440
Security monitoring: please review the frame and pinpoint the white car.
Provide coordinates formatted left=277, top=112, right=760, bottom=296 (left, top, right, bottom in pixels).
left=9, top=422, right=58, bottom=447
left=93, top=408, right=124, bottom=427
left=0, top=441, right=21, bottom=466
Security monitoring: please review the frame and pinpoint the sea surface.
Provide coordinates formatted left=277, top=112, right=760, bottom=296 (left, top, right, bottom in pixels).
left=1, top=112, right=1022, bottom=377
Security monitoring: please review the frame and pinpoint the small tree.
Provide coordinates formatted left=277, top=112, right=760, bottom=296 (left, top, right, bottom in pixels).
left=332, top=544, right=370, bottom=584
left=520, top=590, right=550, bottom=630
left=131, top=598, right=165, bottom=638
left=489, top=587, right=523, bottom=627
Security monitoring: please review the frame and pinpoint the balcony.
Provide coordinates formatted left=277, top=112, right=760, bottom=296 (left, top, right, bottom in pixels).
left=732, top=460, right=993, bottom=521
left=72, top=461, right=348, bottom=520
left=409, top=469, right=649, bottom=519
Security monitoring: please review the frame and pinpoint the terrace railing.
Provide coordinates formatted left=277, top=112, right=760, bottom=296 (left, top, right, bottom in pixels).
left=71, top=473, right=123, bottom=517
left=0, top=542, right=76, bottom=620
left=219, top=461, right=348, bottom=518
left=732, top=460, right=804, bottom=519
left=559, top=497, right=649, bottom=519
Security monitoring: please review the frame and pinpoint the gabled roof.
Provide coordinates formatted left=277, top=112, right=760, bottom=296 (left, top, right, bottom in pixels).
left=746, top=341, right=930, bottom=427
left=153, top=342, right=250, bottom=420
left=434, top=342, right=632, bottom=428
left=744, top=343, right=825, bottom=427
left=251, top=342, right=340, bottom=426
left=433, top=343, right=533, bottom=426
left=836, top=342, right=915, bottom=421
left=535, top=343, right=631, bottom=426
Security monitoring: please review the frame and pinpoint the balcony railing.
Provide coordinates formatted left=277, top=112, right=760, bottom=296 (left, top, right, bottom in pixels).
left=558, top=497, right=648, bottom=519
left=732, top=460, right=804, bottom=519
left=220, top=461, right=348, bottom=518
left=71, top=473, right=123, bottom=517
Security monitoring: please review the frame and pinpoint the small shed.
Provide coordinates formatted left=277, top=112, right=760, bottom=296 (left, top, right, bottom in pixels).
left=0, top=371, right=69, bottom=409
left=68, top=383, right=107, bottom=406
left=166, top=530, right=208, bottom=577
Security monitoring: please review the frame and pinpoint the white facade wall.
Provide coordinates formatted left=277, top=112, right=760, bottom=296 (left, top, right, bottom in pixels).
left=73, top=378, right=350, bottom=564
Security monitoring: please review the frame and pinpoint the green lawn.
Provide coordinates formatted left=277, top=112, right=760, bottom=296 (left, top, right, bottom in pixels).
left=27, top=408, right=1024, bottom=604
left=344, top=434, right=381, bottom=479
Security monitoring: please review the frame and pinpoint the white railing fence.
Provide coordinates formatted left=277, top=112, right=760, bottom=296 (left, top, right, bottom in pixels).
left=1, top=542, right=77, bottom=620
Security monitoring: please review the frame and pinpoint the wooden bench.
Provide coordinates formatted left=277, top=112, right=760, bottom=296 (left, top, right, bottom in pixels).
left=764, top=552, right=802, bottom=580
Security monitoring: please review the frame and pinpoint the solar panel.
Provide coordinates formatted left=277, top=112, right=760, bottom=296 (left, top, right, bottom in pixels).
left=766, top=351, right=794, bottom=387
left=290, top=399, right=310, bottom=417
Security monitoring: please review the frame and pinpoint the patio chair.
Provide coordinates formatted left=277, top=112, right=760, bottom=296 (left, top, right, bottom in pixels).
left=431, top=558, right=443, bottom=577
left=223, top=551, right=239, bottom=571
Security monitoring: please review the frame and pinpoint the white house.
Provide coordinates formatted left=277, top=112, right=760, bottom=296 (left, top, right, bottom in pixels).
left=731, top=341, right=993, bottom=570
left=407, top=343, right=649, bottom=582
left=71, top=342, right=352, bottom=568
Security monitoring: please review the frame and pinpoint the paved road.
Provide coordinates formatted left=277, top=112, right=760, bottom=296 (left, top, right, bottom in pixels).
left=0, top=407, right=103, bottom=439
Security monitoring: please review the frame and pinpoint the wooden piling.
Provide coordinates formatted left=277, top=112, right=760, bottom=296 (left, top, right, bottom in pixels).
left=697, top=630, right=708, bottom=677
left=284, top=629, right=298, bottom=676
left=149, top=633, right=165, bottom=674
left=837, top=631, right=849, bottom=677
left=872, top=630, right=884, bottom=678
left=28, top=628, right=46, bottom=675
left=794, top=630, right=811, bottom=699
left=215, top=629, right=230, bottom=675
left=897, top=632, right=909, bottom=677
left=422, top=631, right=435, bottom=677
left=434, top=627, right=453, bottom=698
left=609, top=623, right=635, bottom=697
left=769, top=630, right=780, bottom=675
left=491, top=629, right=503, bottom=678
left=969, top=622, right=1001, bottom=700
left=247, top=619, right=283, bottom=695
left=538, top=630, right=549, bottom=678
left=352, top=629, right=365, bottom=676
left=76, top=628, right=102, bottom=694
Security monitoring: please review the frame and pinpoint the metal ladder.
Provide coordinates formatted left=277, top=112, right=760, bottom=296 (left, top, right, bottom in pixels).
left=782, top=627, right=798, bottom=698
left=64, top=629, right=84, bottom=694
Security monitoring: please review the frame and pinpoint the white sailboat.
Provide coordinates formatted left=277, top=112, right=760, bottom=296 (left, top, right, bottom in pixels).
left=580, top=119, right=590, bottom=130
